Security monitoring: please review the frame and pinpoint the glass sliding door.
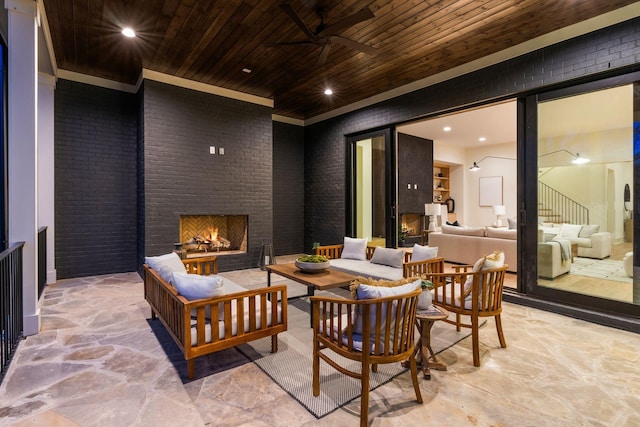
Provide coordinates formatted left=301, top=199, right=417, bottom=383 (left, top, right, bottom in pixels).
left=347, top=129, right=395, bottom=247
left=534, top=82, right=639, bottom=311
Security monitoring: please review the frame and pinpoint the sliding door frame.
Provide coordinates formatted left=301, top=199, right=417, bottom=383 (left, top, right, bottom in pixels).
left=345, top=128, right=396, bottom=247
left=522, top=71, right=640, bottom=318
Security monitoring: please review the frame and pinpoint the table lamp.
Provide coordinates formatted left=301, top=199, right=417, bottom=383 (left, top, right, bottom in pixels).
left=493, top=205, right=506, bottom=227
left=425, top=203, right=442, bottom=231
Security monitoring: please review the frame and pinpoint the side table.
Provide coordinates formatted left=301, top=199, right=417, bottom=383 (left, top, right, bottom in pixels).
left=405, top=304, right=449, bottom=379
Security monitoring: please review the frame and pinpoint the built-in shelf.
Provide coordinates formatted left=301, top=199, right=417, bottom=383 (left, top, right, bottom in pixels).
left=433, top=163, right=450, bottom=203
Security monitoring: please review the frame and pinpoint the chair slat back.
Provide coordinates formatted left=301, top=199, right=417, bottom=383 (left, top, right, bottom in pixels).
left=313, top=289, right=421, bottom=359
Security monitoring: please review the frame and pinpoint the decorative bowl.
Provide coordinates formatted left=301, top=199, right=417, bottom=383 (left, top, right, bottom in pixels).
left=295, top=259, right=330, bottom=273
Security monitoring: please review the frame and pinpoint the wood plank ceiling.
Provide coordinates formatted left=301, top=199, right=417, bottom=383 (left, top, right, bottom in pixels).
left=41, top=0, right=639, bottom=120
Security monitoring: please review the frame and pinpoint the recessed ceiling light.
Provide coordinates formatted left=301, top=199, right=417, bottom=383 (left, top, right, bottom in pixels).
left=324, top=88, right=333, bottom=95
left=242, top=68, right=252, bottom=73
left=478, top=137, right=486, bottom=142
left=443, top=126, right=451, bottom=132
left=121, top=27, right=136, bottom=38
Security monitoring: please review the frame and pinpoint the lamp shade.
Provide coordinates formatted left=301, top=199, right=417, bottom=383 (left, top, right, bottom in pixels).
left=425, top=203, right=442, bottom=216
left=493, top=205, right=506, bottom=216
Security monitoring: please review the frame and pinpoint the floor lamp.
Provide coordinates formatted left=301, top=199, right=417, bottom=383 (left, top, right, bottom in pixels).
left=425, top=203, right=442, bottom=232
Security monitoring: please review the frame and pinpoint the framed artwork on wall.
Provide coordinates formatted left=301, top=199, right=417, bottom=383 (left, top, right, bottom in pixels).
left=479, top=176, right=503, bottom=206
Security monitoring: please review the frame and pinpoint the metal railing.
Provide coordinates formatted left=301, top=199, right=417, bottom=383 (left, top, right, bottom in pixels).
left=538, top=182, right=589, bottom=224
left=0, top=242, right=24, bottom=381
left=38, top=227, right=47, bottom=299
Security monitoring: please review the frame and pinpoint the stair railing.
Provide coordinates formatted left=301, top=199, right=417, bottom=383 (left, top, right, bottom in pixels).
left=538, top=182, right=589, bottom=224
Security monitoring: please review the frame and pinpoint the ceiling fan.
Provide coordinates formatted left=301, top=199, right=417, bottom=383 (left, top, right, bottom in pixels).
left=266, top=3, right=376, bottom=65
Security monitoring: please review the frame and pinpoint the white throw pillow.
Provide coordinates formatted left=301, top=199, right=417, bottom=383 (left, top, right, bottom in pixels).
left=411, top=244, right=438, bottom=262
left=356, top=279, right=421, bottom=300
left=462, top=251, right=505, bottom=294
left=145, top=252, right=187, bottom=284
left=172, top=272, right=225, bottom=300
left=354, top=279, right=421, bottom=337
left=579, top=224, right=600, bottom=238
left=341, top=237, right=368, bottom=260
left=507, top=217, right=517, bottom=229
left=559, top=223, right=582, bottom=239
left=370, top=247, right=404, bottom=268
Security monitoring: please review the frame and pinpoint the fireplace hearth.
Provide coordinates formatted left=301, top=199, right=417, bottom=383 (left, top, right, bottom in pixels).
left=179, top=215, right=247, bottom=257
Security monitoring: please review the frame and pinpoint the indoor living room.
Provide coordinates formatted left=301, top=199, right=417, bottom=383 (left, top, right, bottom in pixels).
left=397, top=93, right=634, bottom=304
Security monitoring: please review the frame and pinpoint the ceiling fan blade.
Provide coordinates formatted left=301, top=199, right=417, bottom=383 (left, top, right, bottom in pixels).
left=330, top=35, right=376, bottom=55
left=264, top=40, right=317, bottom=47
left=280, top=3, right=317, bottom=40
left=316, top=7, right=375, bottom=37
left=317, top=43, right=331, bottom=65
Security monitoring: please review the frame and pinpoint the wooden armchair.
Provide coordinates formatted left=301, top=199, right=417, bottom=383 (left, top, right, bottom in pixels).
left=311, top=288, right=423, bottom=427
left=422, top=264, right=508, bottom=367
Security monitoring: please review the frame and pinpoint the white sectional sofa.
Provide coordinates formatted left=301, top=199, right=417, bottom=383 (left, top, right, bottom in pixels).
left=428, top=224, right=517, bottom=272
left=538, top=223, right=611, bottom=259
left=537, top=241, right=572, bottom=279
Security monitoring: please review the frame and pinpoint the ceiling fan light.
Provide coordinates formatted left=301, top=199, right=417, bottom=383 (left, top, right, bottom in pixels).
left=121, top=27, right=136, bottom=38
left=469, top=162, right=480, bottom=171
left=324, top=88, right=333, bottom=95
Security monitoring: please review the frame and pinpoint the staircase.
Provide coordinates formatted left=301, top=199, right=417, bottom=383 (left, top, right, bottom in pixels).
left=538, top=181, right=589, bottom=224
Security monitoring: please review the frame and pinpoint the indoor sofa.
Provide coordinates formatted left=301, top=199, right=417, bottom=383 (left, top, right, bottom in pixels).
left=538, top=223, right=611, bottom=259
left=428, top=224, right=518, bottom=272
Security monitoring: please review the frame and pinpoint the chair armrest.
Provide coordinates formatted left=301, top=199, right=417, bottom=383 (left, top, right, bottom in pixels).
left=403, top=257, right=445, bottom=278
left=451, top=264, right=474, bottom=272
left=182, top=255, right=218, bottom=275
left=315, top=244, right=344, bottom=259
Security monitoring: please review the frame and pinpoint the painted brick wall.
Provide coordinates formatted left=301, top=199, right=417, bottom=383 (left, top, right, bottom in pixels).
left=142, top=80, right=273, bottom=271
left=304, top=17, right=640, bottom=250
left=273, top=121, right=305, bottom=255
left=55, top=79, right=138, bottom=278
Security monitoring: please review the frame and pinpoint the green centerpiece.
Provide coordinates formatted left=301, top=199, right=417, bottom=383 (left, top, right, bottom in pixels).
left=295, top=254, right=330, bottom=273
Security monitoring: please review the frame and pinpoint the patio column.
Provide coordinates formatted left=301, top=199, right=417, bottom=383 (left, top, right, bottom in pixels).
left=6, top=0, right=40, bottom=335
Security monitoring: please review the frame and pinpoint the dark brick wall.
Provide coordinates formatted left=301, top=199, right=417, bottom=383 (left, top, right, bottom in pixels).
left=273, top=121, right=305, bottom=255
left=304, top=17, right=640, bottom=250
left=55, top=79, right=138, bottom=278
left=141, top=80, right=273, bottom=271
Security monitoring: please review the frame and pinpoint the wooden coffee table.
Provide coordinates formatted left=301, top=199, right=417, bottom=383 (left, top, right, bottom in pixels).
left=266, top=263, right=357, bottom=326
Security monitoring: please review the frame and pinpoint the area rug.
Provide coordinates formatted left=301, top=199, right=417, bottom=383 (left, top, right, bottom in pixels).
left=571, top=257, right=632, bottom=284
left=237, top=298, right=473, bottom=419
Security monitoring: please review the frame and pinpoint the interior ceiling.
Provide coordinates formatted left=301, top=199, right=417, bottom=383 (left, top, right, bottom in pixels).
left=41, top=0, right=639, bottom=121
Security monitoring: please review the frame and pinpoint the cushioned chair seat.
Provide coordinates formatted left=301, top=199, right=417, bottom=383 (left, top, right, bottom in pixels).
left=329, top=258, right=404, bottom=280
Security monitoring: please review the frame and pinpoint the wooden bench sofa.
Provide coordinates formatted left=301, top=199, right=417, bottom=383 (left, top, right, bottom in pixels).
left=315, top=244, right=444, bottom=279
left=143, top=255, right=288, bottom=379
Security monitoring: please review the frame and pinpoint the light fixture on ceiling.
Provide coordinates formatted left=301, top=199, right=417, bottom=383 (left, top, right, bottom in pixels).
left=469, top=155, right=516, bottom=171
left=443, top=126, right=451, bottom=132
left=540, top=149, right=590, bottom=165
left=242, top=68, right=252, bottom=73
left=324, top=88, right=333, bottom=95
left=121, top=27, right=136, bottom=38
left=478, top=137, right=486, bottom=142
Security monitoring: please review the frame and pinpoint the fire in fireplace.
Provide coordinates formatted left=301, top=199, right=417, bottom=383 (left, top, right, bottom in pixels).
left=179, top=215, right=247, bottom=257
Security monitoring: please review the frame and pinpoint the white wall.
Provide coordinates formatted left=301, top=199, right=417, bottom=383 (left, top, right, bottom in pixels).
left=463, top=143, right=517, bottom=227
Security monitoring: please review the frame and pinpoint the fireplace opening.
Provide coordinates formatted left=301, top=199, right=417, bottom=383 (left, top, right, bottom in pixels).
left=179, top=215, right=247, bottom=258
left=400, top=213, right=425, bottom=247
